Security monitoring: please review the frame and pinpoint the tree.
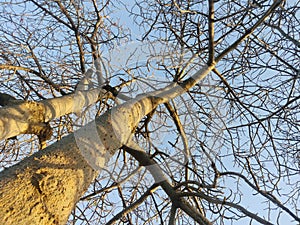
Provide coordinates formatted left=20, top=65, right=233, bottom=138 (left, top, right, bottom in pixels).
left=0, top=0, right=299, bottom=224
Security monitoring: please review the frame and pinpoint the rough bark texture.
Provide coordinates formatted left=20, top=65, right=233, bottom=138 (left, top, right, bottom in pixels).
left=0, top=134, right=96, bottom=225
left=0, top=62, right=230, bottom=224
left=0, top=95, right=159, bottom=224
left=0, top=2, right=281, bottom=222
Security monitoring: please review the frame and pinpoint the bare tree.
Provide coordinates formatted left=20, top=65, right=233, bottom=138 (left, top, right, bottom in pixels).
left=0, top=0, right=299, bottom=224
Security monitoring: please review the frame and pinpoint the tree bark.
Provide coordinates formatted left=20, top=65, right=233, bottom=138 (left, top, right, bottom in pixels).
left=0, top=134, right=96, bottom=225
left=0, top=88, right=109, bottom=140
left=0, top=92, right=166, bottom=224
left=0, top=1, right=281, bottom=223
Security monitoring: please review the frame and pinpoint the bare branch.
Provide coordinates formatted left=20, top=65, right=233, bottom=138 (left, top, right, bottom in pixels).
left=208, top=0, right=215, bottom=64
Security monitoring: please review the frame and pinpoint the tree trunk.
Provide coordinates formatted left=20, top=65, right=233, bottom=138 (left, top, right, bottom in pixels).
left=0, top=93, right=163, bottom=224
left=0, top=1, right=281, bottom=222
left=0, top=134, right=96, bottom=225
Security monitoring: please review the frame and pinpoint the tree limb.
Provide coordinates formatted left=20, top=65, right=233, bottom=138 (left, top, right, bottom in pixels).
left=124, top=142, right=212, bottom=225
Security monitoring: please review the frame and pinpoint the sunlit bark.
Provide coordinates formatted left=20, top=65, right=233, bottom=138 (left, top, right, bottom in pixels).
left=0, top=0, right=298, bottom=224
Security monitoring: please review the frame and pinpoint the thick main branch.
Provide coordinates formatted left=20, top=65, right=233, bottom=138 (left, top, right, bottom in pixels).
left=0, top=2, right=282, bottom=224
